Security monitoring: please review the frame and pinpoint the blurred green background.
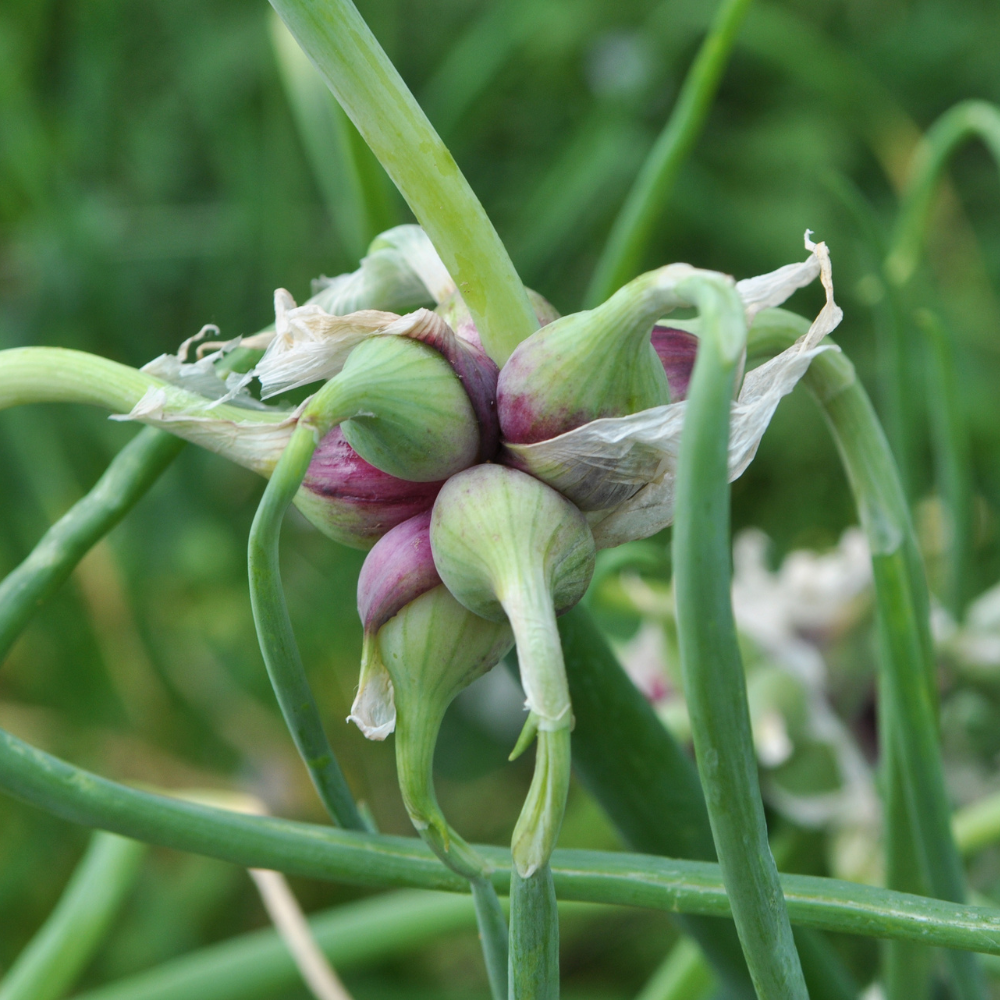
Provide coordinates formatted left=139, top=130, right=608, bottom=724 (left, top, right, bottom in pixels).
left=2, top=0, right=1000, bottom=996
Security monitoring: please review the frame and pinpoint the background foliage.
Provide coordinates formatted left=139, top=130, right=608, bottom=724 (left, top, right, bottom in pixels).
left=1, top=0, right=1000, bottom=996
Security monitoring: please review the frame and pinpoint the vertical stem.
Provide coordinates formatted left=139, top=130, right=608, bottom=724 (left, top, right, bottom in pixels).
left=509, top=865, right=559, bottom=1000
left=585, top=0, right=753, bottom=306
left=0, top=832, right=146, bottom=1000
left=0, top=427, right=184, bottom=662
left=881, top=710, right=933, bottom=1000
left=673, top=284, right=807, bottom=1000
left=248, top=387, right=365, bottom=831
left=749, top=310, right=983, bottom=1000
left=267, top=0, right=538, bottom=365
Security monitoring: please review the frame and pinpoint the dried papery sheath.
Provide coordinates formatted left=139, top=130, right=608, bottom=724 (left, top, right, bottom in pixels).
left=349, top=511, right=442, bottom=739
left=430, top=464, right=595, bottom=876
left=312, top=224, right=456, bottom=314
left=506, top=236, right=841, bottom=532
left=112, top=386, right=300, bottom=475
left=125, top=331, right=479, bottom=484
left=253, top=294, right=397, bottom=398
left=241, top=225, right=456, bottom=349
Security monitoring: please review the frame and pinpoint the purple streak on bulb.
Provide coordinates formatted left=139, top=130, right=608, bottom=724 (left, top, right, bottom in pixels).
left=301, top=428, right=443, bottom=549
left=650, top=326, right=699, bottom=402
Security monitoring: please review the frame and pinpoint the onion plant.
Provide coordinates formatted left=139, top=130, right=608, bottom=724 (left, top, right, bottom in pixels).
left=3, top=1, right=1000, bottom=999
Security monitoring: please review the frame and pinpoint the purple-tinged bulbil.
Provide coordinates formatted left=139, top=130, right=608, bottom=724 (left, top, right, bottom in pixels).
left=293, top=428, right=443, bottom=551
left=348, top=510, right=442, bottom=739
left=650, top=326, right=699, bottom=402
left=356, top=510, right=441, bottom=637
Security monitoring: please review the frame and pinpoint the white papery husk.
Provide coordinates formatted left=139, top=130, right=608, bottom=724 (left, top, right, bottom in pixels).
left=508, top=235, right=842, bottom=549
left=112, top=386, right=301, bottom=476
left=310, top=224, right=456, bottom=315
left=110, top=325, right=300, bottom=474
left=244, top=225, right=457, bottom=399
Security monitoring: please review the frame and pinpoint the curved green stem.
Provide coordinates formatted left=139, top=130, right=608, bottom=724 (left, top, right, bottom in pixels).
left=749, top=309, right=983, bottom=1000
left=5, top=724, right=1000, bottom=955
left=0, top=832, right=145, bottom=1000
left=886, top=100, right=1000, bottom=287
left=247, top=384, right=365, bottom=831
left=585, top=0, right=753, bottom=306
left=0, top=347, right=286, bottom=427
left=268, top=0, right=537, bottom=365
left=393, top=708, right=508, bottom=1000
left=501, top=577, right=572, bottom=997
left=0, top=427, right=184, bottom=662
left=673, top=282, right=807, bottom=1000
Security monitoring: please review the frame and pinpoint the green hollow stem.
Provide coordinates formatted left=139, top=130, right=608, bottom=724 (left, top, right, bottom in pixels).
left=673, top=282, right=807, bottom=1000
left=750, top=309, right=983, bottom=1000
left=918, top=309, right=974, bottom=618
left=882, top=711, right=932, bottom=1000
left=502, top=574, right=573, bottom=997
left=7, top=726, right=1000, bottom=956
left=509, top=865, right=559, bottom=1000
left=0, top=347, right=287, bottom=428
left=585, top=0, right=753, bottom=307
left=0, top=427, right=184, bottom=663
left=69, top=890, right=484, bottom=1000
left=0, top=831, right=145, bottom=1000
left=559, top=606, right=855, bottom=1000
left=268, top=0, right=538, bottom=365
left=885, top=100, right=1000, bottom=287
left=247, top=384, right=365, bottom=831
left=393, top=710, right=508, bottom=1000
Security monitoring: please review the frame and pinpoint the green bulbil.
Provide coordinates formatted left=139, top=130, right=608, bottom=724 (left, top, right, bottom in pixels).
left=379, top=584, right=513, bottom=867
left=430, top=464, right=594, bottom=876
left=332, top=335, right=478, bottom=482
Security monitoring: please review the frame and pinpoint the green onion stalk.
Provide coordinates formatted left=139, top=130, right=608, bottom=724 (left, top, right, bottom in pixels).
left=267, top=0, right=538, bottom=365
left=672, top=279, right=808, bottom=1000
left=246, top=380, right=367, bottom=831
left=749, top=309, right=984, bottom=1000
left=4, top=724, right=1000, bottom=958
left=0, top=426, right=184, bottom=663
